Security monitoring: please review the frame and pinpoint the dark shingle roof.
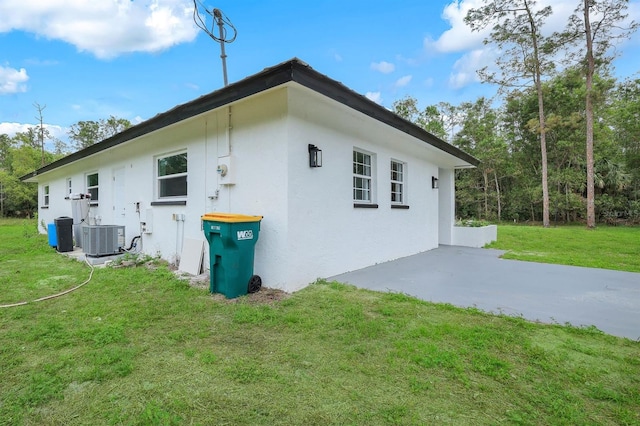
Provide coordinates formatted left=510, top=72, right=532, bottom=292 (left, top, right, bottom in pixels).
left=21, top=58, right=478, bottom=181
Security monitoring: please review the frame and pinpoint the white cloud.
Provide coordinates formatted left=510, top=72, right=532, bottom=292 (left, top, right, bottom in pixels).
left=371, top=61, right=395, bottom=74
left=0, top=65, right=29, bottom=94
left=365, top=92, right=382, bottom=104
left=396, top=54, right=418, bottom=66
left=448, top=71, right=475, bottom=90
left=68, top=98, right=133, bottom=122
left=448, top=49, right=488, bottom=89
left=0, top=122, right=65, bottom=139
left=428, top=0, right=594, bottom=90
left=24, top=58, right=60, bottom=66
left=327, top=49, right=343, bottom=62
left=426, top=0, right=583, bottom=54
left=425, top=0, right=487, bottom=53
left=0, top=122, right=30, bottom=136
left=394, top=75, right=413, bottom=88
left=45, top=124, right=66, bottom=140
left=0, top=0, right=198, bottom=59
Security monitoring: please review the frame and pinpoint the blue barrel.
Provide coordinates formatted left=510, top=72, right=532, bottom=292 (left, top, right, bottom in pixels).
left=47, top=223, right=57, bottom=248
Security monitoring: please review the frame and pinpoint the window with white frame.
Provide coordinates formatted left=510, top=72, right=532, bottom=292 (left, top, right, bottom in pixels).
left=157, top=151, right=187, bottom=199
left=86, top=173, right=99, bottom=205
left=390, top=160, right=405, bottom=205
left=353, top=149, right=373, bottom=203
left=43, top=185, right=50, bottom=207
left=66, top=178, right=72, bottom=195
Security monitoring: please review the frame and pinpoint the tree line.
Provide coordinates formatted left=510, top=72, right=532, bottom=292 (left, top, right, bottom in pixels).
left=394, top=68, right=639, bottom=225
left=394, top=0, right=638, bottom=226
left=0, top=117, right=130, bottom=217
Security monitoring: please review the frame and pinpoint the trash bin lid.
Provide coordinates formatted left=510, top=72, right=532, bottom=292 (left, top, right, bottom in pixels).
left=202, top=213, right=262, bottom=223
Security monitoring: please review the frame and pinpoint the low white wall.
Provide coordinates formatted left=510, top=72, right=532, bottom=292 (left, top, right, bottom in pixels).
left=451, top=225, right=497, bottom=248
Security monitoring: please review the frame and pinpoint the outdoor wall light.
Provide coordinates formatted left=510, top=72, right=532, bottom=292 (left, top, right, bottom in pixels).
left=308, top=144, right=322, bottom=167
left=432, top=176, right=439, bottom=189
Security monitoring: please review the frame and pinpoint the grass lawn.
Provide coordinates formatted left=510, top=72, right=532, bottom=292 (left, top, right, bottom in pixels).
left=1, top=219, right=639, bottom=425
left=486, top=225, right=640, bottom=272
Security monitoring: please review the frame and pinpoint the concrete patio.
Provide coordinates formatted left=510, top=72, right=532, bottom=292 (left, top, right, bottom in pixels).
left=329, top=246, right=640, bottom=340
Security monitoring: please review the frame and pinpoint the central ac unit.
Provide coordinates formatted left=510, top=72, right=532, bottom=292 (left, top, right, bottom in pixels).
left=82, top=225, right=125, bottom=257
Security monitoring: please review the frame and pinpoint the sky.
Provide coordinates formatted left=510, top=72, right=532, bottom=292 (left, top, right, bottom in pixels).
left=1, top=0, right=639, bottom=146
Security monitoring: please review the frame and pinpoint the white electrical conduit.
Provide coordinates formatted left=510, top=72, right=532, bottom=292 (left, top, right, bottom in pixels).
left=0, top=255, right=95, bottom=309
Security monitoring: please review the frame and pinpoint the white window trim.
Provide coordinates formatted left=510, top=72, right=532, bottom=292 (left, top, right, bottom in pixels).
left=155, top=150, right=188, bottom=201
left=43, top=185, right=50, bottom=207
left=353, top=148, right=376, bottom=204
left=86, top=172, right=99, bottom=205
left=390, top=159, right=407, bottom=206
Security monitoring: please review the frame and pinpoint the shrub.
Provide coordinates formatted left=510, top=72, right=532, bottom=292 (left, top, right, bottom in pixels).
left=455, top=218, right=491, bottom=227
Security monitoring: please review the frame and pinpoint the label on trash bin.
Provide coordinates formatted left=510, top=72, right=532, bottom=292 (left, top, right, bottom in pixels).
left=237, top=230, right=254, bottom=240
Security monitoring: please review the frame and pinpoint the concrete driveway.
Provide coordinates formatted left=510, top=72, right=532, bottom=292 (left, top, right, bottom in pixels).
left=329, top=246, right=640, bottom=340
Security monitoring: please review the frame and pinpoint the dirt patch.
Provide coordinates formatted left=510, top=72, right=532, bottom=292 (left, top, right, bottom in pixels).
left=176, top=271, right=290, bottom=304
left=179, top=272, right=209, bottom=290
left=211, top=287, right=290, bottom=305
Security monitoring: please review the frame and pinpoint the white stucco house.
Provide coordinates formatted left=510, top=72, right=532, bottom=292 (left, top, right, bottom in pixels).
left=22, top=58, right=479, bottom=293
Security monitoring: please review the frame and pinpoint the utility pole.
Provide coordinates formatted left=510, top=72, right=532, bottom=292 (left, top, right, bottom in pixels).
left=193, top=2, right=237, bottom=87
left=213, top=9, right=229, bottom=86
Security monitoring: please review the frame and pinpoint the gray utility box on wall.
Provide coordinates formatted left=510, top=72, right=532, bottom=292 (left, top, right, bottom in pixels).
left=82, top=225, right=125, bottom=257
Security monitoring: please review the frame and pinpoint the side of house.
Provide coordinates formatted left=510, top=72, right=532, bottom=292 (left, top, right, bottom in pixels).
left=27, top=59, right=479, bottom=293
left=281, top=85, right=451, bottom=290
left=35, top=87, right=290, bottom=267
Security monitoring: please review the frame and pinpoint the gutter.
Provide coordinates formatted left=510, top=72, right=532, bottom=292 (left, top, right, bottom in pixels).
left=21, top=58, right=479, bottom=182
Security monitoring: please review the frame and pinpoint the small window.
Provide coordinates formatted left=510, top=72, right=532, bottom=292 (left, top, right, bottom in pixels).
left=390, top=160, right=405, bottom=205
left=157, top=152, right=187, bottom=199
left=43, top=185, right=50, bottom=207
left=353, top=150, right=374, bottom=203
left=87, top=173, right=99, bottom=205
left=66, top=178, right=72, bottom=195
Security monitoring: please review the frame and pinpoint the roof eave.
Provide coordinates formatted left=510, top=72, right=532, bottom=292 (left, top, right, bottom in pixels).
left=288, top=61, right=480, bottom=167
left=20, top=58, right=478, bottom=182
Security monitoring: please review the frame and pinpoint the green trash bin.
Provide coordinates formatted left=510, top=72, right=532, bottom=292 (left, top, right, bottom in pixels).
left=202, top=213, right=263, bottom=298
